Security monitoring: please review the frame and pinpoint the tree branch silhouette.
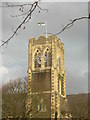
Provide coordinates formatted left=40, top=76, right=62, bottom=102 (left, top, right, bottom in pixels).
left=0, top=2, right=89, bottom=48
left=47, top=16, right=90, bottom=35
left=0, top=1, right=39, bottom=48
left=55, top=16, right=89, bottom=35
left=0, top=1, right=49, bottom=49
left=0, top=2, right=33, bottom=8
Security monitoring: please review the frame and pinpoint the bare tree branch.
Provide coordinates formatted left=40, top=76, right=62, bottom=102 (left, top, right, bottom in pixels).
left=37, top=5, right=48, bottom=12
left=46, top=16, right=89, bottom=36
left=55, top=16, right=89, bottom=35
left=42, top=16, right=89, bottom=36
left=10, top=11, right=30, bottom=18
left=0, top=1, right=39, bottom=48
left=0, top=3, right=33, bottom=8
left=0, top=2, right=89, bottom=49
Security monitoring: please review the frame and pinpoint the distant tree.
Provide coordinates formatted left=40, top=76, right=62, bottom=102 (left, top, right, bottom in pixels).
left=2, top=77, right=40, bottom=118
left=2, top=77, right=27, bottom=118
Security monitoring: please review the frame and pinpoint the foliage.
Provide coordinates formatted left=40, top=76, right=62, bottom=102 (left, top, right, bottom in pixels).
left=2, top=77, right=27, bottom=118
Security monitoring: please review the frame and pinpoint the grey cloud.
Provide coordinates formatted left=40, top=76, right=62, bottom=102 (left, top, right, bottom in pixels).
left=1, top=2, right=88, bottom=94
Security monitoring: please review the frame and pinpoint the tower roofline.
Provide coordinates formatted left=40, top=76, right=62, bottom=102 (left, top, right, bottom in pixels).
left=29, top=35, right=64, bottom=46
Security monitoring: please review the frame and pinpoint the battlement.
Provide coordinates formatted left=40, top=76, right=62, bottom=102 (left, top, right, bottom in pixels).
left=29, top=35, right=64, bottom=49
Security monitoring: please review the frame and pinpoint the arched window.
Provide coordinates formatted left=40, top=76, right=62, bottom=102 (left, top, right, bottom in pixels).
left=34, top=50, right=41, bottom=68
left=37, top=53, right=41, bottom=67
left=44, top=52, right=47, bottom=67
left=44, top=48, right=52, bottom=67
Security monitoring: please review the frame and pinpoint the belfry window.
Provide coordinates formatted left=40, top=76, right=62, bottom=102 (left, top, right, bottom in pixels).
left=34, top=50, right=41, bottom=68
left=37, top=53, right=41, bottom=67
left=44, top=52, right=47, bottom=67
left=44, top=48, right=52, bottom=67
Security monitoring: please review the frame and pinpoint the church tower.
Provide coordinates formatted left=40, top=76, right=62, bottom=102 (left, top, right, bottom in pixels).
left=26, top=35, right=67, bottom=119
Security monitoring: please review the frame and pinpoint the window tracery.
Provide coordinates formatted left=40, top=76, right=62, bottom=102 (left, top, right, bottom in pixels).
left=34, top=50, right=41, bottom=68
left=44, top=48, right=52, bottom=67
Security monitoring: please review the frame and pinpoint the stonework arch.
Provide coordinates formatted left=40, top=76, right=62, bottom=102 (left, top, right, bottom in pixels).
left=43, top=46, right=51, bottom=54
left=43, top=47, right=52, bottom=67
left=33, top=47, right=41, bottom=56
left=34, top=49, right=41, bottom=68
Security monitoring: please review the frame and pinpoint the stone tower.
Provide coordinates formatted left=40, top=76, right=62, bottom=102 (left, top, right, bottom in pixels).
left=26, top=35, right=68, bottom=119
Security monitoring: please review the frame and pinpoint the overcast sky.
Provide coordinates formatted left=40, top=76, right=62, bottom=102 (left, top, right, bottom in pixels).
left=0, top=1, right=88, bottom=95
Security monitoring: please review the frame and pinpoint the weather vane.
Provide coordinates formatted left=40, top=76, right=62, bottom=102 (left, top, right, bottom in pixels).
left=37, top=9, right=48, bottom=38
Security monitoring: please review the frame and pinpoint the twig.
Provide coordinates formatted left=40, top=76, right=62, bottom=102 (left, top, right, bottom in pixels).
left=43, top=16, right=89, bottom=36
left=10, top=11, right=30, bottom=18
left=0, top=3, right=33, bottom=8
left=37, top=5, right=48, bottom=12
left=0, top=1, right=38, bottom=48
left=56, top=16, right=89, bottom=35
